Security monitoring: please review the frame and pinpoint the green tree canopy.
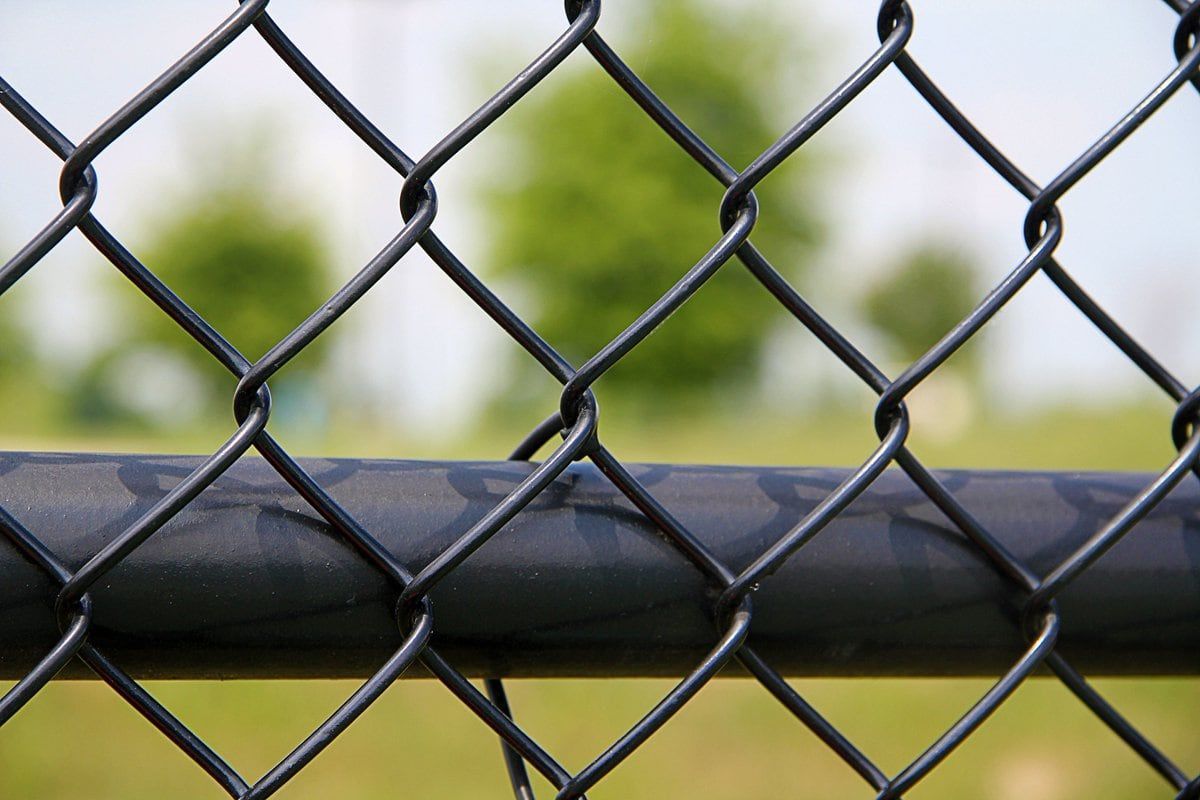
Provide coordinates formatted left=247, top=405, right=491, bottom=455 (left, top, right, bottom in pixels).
left=481, top=0, right=823, bottom=412
left=121, top=146, right=331, bottom=403
left=863, top=243, right=980, bottom=368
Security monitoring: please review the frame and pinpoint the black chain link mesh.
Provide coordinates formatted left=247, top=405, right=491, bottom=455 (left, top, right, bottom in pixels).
left=2, top=1, right=1199, bottom=797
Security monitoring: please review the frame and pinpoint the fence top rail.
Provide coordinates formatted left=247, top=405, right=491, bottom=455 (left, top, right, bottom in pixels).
left=2, top=451, right=1197, bottom=680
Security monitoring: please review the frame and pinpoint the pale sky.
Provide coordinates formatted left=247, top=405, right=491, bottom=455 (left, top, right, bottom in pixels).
left=2, top=1, right=1197, bottom=431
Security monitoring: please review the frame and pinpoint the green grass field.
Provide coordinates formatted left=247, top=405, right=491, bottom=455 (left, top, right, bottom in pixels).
left=1, top=403, right=1196, bottom=798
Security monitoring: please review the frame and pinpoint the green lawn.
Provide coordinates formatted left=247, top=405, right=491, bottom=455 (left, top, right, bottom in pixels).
left=1, top=402, right=1196, bottom=798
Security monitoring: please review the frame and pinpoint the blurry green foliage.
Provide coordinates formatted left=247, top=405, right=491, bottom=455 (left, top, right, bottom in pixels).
left=0, top=253, right=81, bottom=432
left=0, top=303, right=29, bottom=380
left=133, top=179, right=328, bottom=380
left=863, top=243, right=980, bottom=368
left=108, top=136, right=331, bottom=419
left=481, top=0, right=823, bottom=411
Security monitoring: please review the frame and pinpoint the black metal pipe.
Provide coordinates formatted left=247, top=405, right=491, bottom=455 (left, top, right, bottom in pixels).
left=1, top=452, right=1197, bottom=679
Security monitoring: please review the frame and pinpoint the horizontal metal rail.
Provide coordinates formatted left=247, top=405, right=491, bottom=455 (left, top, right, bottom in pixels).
left=1, top=452, right=1197, bottom=680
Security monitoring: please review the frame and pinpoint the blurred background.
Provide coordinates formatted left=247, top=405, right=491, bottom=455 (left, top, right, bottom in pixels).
left=0, top=1, right=1197, bottom=797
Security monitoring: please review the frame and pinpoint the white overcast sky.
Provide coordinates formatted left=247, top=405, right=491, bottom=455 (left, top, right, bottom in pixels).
left=1, top=1, right=1197, bottom=429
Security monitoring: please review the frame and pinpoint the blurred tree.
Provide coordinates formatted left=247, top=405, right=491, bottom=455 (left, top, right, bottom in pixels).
left=0, top=304, right=29, bottom=380
left=96, top=133, right=331, bottom=425
left=480, top=0, right=823, bottom=413
left=863, top=243, right=980, bottom=369
left=0, top=283, right=65, bottom=431
left=135, top=179, right=328, bottom=378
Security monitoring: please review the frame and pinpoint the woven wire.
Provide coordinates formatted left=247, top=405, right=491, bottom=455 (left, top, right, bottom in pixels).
left=1, top=1, right=1199, bottom=797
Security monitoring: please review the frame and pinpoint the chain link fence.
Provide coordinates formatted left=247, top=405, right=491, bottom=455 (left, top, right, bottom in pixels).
left=2, top=1, right=1199, bottom=797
